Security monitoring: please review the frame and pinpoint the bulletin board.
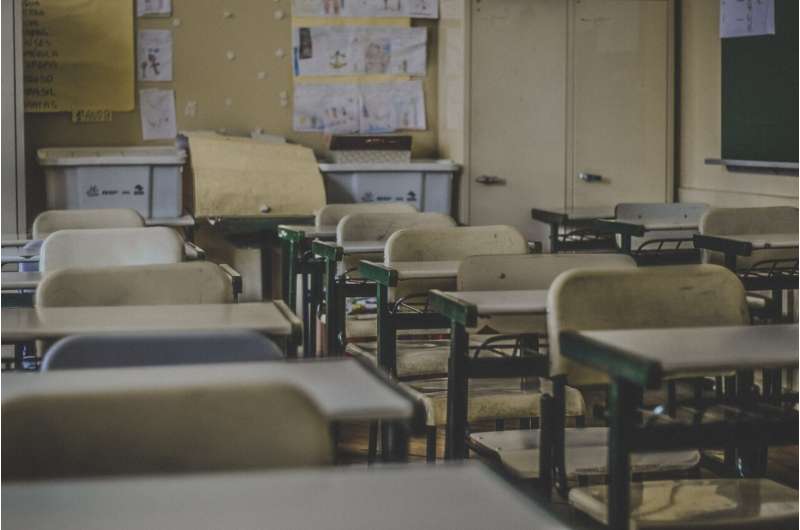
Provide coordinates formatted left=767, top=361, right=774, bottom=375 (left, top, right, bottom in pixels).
left=23, top=0, right=135, bottom=113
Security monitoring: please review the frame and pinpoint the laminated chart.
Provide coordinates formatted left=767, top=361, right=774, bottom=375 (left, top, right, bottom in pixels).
left=294, top=80, right=425, bottom=133
left=292, top=0, right=438, bottom=19
left=293, top=26, right=427, bottom=76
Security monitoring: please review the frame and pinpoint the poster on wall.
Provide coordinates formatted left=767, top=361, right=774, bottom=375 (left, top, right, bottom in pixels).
left=293, top=80, right=425, bottom=133
left=140, top=88, right=177, bottom=140
left=23, top=0, right=134, bottom=112
left=137, top=0, right=172, bottom=17
left=137, top=30, right=173, bottom=81
left=293, top=26, right=427, bottom=77
left=292, top=0, right=438, bottom=19
left=720, top=0, right=775, bottom=38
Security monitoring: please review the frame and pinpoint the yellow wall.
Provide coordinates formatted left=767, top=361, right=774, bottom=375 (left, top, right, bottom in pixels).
left=24, top=0, right=439, bottom=221
left=679, top=0, right=797, bottom=207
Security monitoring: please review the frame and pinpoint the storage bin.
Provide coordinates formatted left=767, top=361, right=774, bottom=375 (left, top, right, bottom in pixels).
left=319, top=160, right=458, bottom=215
left=39, top=146, right=186, bottom=219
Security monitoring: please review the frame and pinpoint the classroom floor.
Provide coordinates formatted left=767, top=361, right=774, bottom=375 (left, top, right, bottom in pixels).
left=336, top=384, right=798, bottom=529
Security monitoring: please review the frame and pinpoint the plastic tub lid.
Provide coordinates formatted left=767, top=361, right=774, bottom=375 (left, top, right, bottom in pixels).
left=37, top=146, right=187, bottom=166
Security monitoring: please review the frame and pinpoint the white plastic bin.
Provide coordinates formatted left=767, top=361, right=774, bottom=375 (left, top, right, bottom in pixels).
left=39, top=146, right=186, bottom=219
left=319, top=160, right=458, bottom=215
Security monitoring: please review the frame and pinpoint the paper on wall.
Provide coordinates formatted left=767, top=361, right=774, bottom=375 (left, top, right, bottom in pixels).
left=137, top=0, right=172, bottom=17
left=138, top=30, right=173, bottom=81
left=720, top=0, right=775, bottom=38
left=293, top=26, right=427, bottom=77
left=292, top=0, right=437, bottom=19
left=140, top=88, right=177, bottom=140
left=293, top=80, right=426, bottom=133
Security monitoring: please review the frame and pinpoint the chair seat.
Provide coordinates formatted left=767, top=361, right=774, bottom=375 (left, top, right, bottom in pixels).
left=470, top=428, right=700, bottom=479
left=569, top=479, right=799, bottom=529
left=346, top=337, right=491, bottom=379
left=406, top=377, right=586, bottom=427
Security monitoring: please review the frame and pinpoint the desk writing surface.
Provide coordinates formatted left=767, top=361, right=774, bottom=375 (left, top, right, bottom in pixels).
left=342, top=241, right=386, bottom=254
left=442, top=289, right=549, bottom=316
left=393, top=260, right=461, bottom=280
left=1, top=303, right=293, bottom=342
left=279, top=224, right=337, bottom=239
left=2, top=359, right=412, bottom=422
left=2, top=464, right=569, bottom=530
left=575, top=325, right=797, bottom=378
left=531, top=206, right=614, bottom=223
left=1, top=272, right=42, bottom=290
left=721, top=233, right=799, bottom=250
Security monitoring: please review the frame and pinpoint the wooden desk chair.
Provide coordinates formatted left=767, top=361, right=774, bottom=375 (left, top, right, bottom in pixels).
left=314, top=202, right=417, bottom=228
left=41, top=330, right=283, bottom=370
left=36, top=262, right=239, bottom=308
left=3, top=379, right=331, bottom=480
left=547, top=265, right=796, bottom=527
left=39, top=227, right=184, bottom=274
left=32, top=208, right=145, bottom=239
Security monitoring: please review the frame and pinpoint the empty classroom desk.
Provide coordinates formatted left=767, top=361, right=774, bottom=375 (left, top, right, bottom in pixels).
left=530, top=206, right=615, bottom=253
left=1, top=271, right=42, bottom=308
left=693, top=233, right=799, bottom=281
left=2, top=301, right=302, bottom=356
left=559, top=324, right=798, bottom=530
left=2, top=463, right=572, bottom=530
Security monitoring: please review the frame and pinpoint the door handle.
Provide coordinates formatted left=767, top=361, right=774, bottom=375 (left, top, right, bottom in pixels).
left=475, top=175, right=507, bottom=185
left=578, top=172, right=603, bottom=183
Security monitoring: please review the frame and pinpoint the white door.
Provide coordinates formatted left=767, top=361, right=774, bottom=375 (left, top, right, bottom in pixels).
left=468, top=0, right=671, bottom=237
left=569, top=0, right=671, bottom=208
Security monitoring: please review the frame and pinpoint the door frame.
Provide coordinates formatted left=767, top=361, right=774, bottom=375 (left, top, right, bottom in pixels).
left=564, top=0, right=676, bottom=209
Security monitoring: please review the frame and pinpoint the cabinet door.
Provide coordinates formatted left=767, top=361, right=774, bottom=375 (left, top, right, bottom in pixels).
left=570, top=0, right=671, bottom=208
left=468, top=0, right=567, bottom=241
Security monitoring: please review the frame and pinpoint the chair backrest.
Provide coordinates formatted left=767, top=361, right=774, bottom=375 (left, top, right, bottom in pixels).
left=615, top=202, right=708, bottom=225
left=699, top=206, right=799, bottom=266
left=315, top=202, right=417, bottom=227
left=3, top=377, right=332, bottom=480
left=337, top=212, right=455, bottom=245
left=36, top=262, right=234, bottom=307
left=547, top=264, right=749, bottom=386
left=386, top=225, right=528, bottom=263
left=458, top=253, right=637, bottom=291
left=39, top=227, right=184, bottom=273
left=33, top=209, right=145, bottom=239
left=41, top=331, right=283, bottom=370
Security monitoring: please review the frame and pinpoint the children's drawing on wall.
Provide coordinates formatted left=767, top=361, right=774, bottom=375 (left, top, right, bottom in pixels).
left=360, top=81, right=425, bottom=133
left=292, top=26, right=426, bottom=76
left=293, top=84, right=360, bottom=133
left=137, top=30, right=173, bottom=81
left=140, top=88, right=177, bottom=140
left=292, top=0, right=438, bottom=18
left=137, top=0, right=172, bottom=17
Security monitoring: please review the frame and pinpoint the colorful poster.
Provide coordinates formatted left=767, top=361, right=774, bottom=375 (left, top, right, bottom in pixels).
left=292, top=0, right=438, bottom=18
left=137, top=30, right=173, bottom=81
left=293, top=26, right=427, bottom=77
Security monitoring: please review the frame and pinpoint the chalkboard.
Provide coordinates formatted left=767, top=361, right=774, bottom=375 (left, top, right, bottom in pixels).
left=721, top=0, right=798, bottom=163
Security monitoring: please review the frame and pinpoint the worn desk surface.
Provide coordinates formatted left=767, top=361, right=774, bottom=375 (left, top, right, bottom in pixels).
left=2, top=358, right=413, bottom=423
left=341, top=240, right=387, bottom=254
left=561, top=324, right=798, bottom=387
left=531, top=206, right=614, bottom=224
left=1, top=271, right=42, bottom=290
left=440, top=289, right=549, bottom=316
left=279, top=224, right=337, bottom=240
left=696, top=233, right=799, bottom=253
left=1, top=463, right=569, bottom=530
left=392, top=260, right=461, bottom=280
left=1, top=302, right=298, bottom=343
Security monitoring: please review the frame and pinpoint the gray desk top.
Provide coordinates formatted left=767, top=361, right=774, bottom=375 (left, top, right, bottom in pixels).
left=392, top=260, right=461, bottom=280
left=144, top=214, right=196, bottom=227
left=719, top=233, right=799, bottom=250
left=2, top=463, right=569, bottom=530
left=531, top=206, right=614, bottom=223
left=564, top=324, right=798, bottom=385
left=1, top=302, right=296, bottom=343
left=279, top=224, right=337, bottom=239
left=1, top=271, right=42, bottom=290
left=342, top=240, right=386, bottom=254
left=442, top=289, right=549, bottom=316
left=2, top=359, right=413, bottom=422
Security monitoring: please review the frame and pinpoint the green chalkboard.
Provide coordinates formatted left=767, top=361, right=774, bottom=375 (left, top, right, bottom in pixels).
left=721, top=0, right=798, bottom=163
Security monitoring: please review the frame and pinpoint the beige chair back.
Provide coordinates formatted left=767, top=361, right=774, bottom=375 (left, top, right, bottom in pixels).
left=386, top=225, right=529, bottom=299
left=40, top=227, right=184, bottom=274
left=36, top=262, right=234, bottom=308
left=33, top=208, right=145, bottom=239
left=3, top=379, right=332, bottom=480
left=699, top=206, right=799, bottom=267
left=547, top=264, right=749, bottom=386
left=315, top=202, right=417, bottom=227
left=458, top=253, right=636, bottom=334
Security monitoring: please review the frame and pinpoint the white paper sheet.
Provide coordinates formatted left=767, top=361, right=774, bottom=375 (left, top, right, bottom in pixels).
left=293, top=26, right=427, bottom=77
left=720, top=0, right=775, bottom=38
left=138, top=30, right=173, bottom=82
left=140, top=88, right=177, bottom=140
left=137, top=0, right=172, bottom=17
left=293, top=80, right=426, bottom=133
left=292, top=0, right=437, bottom=19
